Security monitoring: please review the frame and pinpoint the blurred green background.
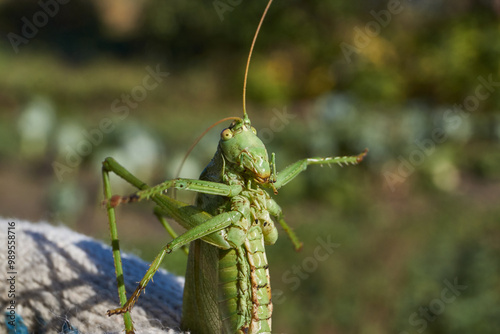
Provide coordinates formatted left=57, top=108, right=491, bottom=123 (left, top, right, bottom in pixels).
left=1, top=0, right=499, bottom=333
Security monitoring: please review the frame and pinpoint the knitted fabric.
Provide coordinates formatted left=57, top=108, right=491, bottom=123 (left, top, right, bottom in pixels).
left=0, top=219, right=185, bottom=333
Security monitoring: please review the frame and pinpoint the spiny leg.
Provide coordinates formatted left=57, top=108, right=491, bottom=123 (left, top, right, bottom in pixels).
left=107, top=242, right=168, bottom=317
left=273, top=149, right=367, bottom=190
left=265, top=150, right=367, bottom=251
left=107, top=210, right=242, bottom=316
left=107, top=176, right=243, bottom=208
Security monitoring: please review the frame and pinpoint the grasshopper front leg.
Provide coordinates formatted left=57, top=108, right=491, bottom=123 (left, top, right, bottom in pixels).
left=107, top=171, right=243, bottom=208
left=272, top=149, right=368, bottom=190
left=263, top=150, right=367, bottom=252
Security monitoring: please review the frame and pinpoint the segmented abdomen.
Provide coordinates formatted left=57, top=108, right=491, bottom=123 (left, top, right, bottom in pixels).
left=245, top=225, right=272, bottom=334
left=218, top=225, right=272, bottom=334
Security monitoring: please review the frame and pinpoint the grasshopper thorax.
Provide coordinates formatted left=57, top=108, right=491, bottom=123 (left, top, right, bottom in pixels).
left=220, top=118, right=271, bottom=184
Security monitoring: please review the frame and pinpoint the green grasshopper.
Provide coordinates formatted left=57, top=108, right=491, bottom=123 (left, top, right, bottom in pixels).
left=102, top=1, right=367, bottom=333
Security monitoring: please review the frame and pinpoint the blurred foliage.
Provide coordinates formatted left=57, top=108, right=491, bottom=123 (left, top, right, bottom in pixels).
left=0, top=0, right=499, bottom=333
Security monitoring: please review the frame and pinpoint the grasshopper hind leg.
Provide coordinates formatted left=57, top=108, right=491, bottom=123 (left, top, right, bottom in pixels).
left=102, top=160, right=135, bottom=334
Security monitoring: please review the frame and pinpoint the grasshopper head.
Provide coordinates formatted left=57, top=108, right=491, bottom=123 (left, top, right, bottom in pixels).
left=220, top=118, right=271, bottom=184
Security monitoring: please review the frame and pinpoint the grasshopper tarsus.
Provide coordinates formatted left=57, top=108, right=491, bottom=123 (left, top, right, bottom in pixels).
left=106, top=303, right=131, bottom=317
left=106, top=308, right=123, bottom=317
left=103, top=194, right=140, bottom=208
left=110, top=194, right=123, bottom=207
left=101, top=195, right=122, bottom=208
left=107, top=285, right=144, bottom=318
left=356, top=148, right=369, bottom=163
left=295, top=242, right=304, bottom=252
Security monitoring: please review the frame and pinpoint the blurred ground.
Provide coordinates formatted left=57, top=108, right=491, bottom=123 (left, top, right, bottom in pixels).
left=0, top=0, right=499, bottom=333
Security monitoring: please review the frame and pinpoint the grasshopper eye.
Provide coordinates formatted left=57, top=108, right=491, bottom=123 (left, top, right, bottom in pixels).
left=221, top=128, right=233, bottom=140
left=251, top=127, right=257, bottom=135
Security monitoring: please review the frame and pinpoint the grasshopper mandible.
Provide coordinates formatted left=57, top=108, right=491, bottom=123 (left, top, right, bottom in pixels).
left=102, top=1, right=367, bottom=333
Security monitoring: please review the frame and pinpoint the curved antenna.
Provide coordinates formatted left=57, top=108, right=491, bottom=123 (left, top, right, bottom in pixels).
left=243, top=0, right=273, bottom=120
left=174, top=0, right=273, bottom=190
left=174, top=116, right=241, bottom=180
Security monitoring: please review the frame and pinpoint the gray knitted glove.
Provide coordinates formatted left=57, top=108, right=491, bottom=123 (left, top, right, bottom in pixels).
left=1, top=219, right=185, bottom=333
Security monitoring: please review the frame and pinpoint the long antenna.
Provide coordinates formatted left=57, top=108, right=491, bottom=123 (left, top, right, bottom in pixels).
left=174, top=0, right=273, bottom=188
left=243, top=0, right=273, bottom=119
